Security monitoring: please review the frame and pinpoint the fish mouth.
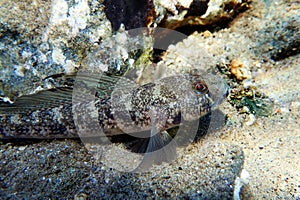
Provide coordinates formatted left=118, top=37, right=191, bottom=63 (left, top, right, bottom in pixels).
left=208, top=82, right=230, bottom=109
left=203, top=93, right=214, bottom=112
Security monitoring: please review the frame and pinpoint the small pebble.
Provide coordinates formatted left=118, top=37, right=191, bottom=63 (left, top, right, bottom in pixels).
left=290, top=101, right=300, bottom=111
left=18, top=146, right=27, bottom=151
left=245, top=113, right=256, bottom=126
left=230, top=58, right=252, bottom=80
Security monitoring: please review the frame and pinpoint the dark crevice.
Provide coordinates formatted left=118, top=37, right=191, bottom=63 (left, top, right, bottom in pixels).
left=270, top=38, right=300, bottom=61
left=175, top=12, right=248, bottom=36
left=103, top=0, right=154, bottom=31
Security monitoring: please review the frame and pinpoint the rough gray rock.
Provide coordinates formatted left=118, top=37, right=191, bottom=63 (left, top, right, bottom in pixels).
left=0, top=139, right=244, bottom=199
left=0, top=0, right=112, bottom=100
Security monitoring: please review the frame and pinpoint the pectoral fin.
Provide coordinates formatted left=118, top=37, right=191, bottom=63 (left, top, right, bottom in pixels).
left=133, top=130, right=177, bottom=172
left=133, top=108, right=178, bottom=172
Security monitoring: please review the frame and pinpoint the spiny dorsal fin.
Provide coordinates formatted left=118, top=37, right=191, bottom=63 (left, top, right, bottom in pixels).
left=74, top=71, right=137, bottom=99
left=0, top=72, right=137, bottom=115
left=0, top=87, right=73, bottom=114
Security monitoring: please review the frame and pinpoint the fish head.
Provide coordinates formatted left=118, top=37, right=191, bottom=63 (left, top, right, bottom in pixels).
left=179, top=71, right=229, bottom=121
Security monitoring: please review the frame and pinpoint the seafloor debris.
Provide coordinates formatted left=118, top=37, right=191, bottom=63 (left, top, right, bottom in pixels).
left=229, top=58, right=252, bottom=81
left=218, top=63, right=274, bottom=117
left=228, top=87, right=274, bottom=117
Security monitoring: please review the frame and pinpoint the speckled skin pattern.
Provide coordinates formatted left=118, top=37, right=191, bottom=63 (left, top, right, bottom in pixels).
left=0, top=73, right=215, bottom=139
left=0, top=96, right=77, bottom=139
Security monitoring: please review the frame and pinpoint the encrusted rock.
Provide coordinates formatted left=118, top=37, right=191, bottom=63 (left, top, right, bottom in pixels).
left=155, top=0, right=251, bottom=29
left=0, top=0, right=112, bottom=99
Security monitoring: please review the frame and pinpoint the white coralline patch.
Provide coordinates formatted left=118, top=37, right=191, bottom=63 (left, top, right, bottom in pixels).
left=52, top=48, right=66, bottom=64
left=176, top=0, right=193, bottom=8
left=156, top=0, right=178, bottom=14
left=202, top=0, right=224, bottom=18
left=68, top=0, right=90, bottom=36
left=42, top=0, right=68, bottom=42
left=52, top=48, right=77, bottom=73
left=64, top=60, right=77, bottom=74
left=45, top=0, right=91, bottom=39
left=39, top=52, right=48, bottom=63
left=49, top=0, right=69, bottom=27
left=89, top=24, right=111, bottom=43
left=203, top=0, right=244, bottom=18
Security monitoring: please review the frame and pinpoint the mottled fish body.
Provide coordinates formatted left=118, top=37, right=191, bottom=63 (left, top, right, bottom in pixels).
left=0, top=71, right=227, bottom=140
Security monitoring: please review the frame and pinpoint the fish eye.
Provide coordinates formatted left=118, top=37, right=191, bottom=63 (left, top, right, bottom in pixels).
left=193, top=81, right=208, bottom=94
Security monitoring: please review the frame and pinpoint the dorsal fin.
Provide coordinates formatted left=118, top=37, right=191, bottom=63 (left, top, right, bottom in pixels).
left=0, top=72, right=138, bottom=115
left=0, top=87, right=73, bottom=114
left=74, top=70, right=137, bottom=99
